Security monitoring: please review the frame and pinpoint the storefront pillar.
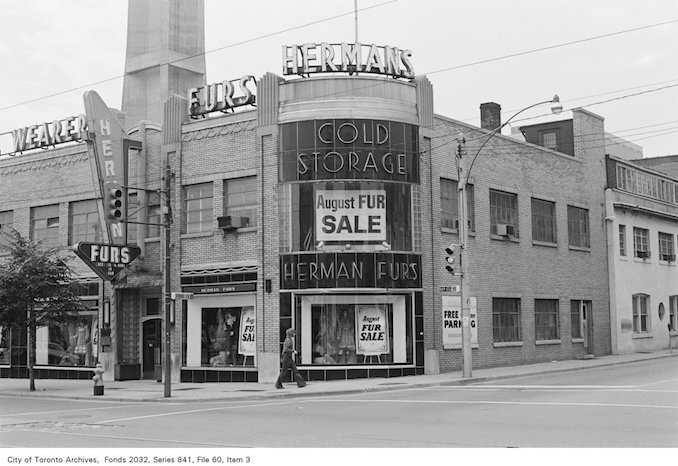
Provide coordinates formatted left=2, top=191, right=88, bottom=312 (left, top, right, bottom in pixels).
left=257, top=351, right=279, bottom=383
left=424, top=349, right=440, bottom=374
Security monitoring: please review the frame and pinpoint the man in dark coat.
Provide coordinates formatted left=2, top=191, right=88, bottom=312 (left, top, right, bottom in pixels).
left=275, top=328, right=306, bottom=389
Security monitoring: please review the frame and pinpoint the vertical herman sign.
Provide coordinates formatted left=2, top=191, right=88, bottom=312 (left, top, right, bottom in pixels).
left=83, top=91, right=138, bottom=245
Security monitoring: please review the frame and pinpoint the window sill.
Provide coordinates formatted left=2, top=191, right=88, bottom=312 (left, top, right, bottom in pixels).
left=144, top=237, right=161, bottom=243
left=441, top=227, right=476, bottom=237
left=572, top=338, right=584, bottom=343
left=633, top=257, right=652, bottom=264
left=659, top=260, right=676, bottom=266
left=535, top=339, right=561, bottom=345
left=493, top=341, right=523, bottom=348
left=490, top=235, right=519, bottom=243
left=568, top=246, right=591, bottom=253
left=632, top=333, right=653, bottom=339
left=181, top=231, right=214, bottom=239
left=532, top=240, right=557, bottom=248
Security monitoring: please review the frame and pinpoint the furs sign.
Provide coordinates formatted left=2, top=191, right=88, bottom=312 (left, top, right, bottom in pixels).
left=282, top=43, right=414, bottom=79
left=188, top=76, right=256, bottom=118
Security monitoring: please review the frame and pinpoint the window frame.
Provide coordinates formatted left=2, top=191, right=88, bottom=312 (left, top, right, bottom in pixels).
left=182, top=182, right=213, bottom=234
left=0, top=210, right=14, bottom=251
left=492, top=297, right=522, bottom=343
left=30, top=204, right=60, bottom=247
left=490, top=189, right=519, bottom=237
left=440, top=178, right=475, bottom=232
left=567, top=205, right=590, bottom=249
left=531, top=198, right=557, bottom=244
left=69, top=199, right=102, bottom=245
left=633, top=227, right=650, bottom=259
left=535, top=299, right=560, bottom=341
left=670, top=295, right=678, bottom=332
left=632, top=293, right=649, bottom=333
left=658, top=232, right=675, bottom=261
left=223, top=176, right=258, bottom=229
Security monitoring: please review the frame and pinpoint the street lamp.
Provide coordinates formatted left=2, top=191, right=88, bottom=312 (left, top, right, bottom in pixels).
left=455, top=95, right=563, bottom=378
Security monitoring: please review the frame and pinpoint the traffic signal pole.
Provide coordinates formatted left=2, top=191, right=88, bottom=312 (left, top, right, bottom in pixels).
left=456, top=134, right=472, bottom=378
left=163, top=162, right=172, bottom=398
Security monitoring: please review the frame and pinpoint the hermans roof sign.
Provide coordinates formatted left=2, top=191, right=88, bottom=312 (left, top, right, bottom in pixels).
left=73, top=242, right=141, bottom=281
left=282, top=43, right=414, bottom=79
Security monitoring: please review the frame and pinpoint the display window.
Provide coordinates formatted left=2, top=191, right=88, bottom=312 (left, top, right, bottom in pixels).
left=37, top=306, right=98, bottom=366
left=299, top=294, right=413, bottom=366
left=200, top=306, right=255, bottom=367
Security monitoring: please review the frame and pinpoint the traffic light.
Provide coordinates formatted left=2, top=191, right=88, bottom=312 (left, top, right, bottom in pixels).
left=104, top=183, right=124, bottom=223
left=445, top=243, right=461, bottom=275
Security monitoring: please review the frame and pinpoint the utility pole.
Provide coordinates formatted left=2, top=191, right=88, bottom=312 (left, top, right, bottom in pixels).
left=456, top=133, right=472, bottom=378
left=163, top=162, right=172, bottom=398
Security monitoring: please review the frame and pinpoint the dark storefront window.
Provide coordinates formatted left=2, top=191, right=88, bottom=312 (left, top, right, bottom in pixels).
left=493, top=298, right=522, bottom=343
left=201, top=307, right=255, bottom=367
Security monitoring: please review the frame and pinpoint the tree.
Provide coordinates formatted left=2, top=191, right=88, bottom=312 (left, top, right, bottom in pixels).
left=0, top=230, right=87, bottom=391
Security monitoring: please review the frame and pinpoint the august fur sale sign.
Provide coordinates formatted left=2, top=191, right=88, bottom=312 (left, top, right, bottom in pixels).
left=315, top=189, right=386, bottom=242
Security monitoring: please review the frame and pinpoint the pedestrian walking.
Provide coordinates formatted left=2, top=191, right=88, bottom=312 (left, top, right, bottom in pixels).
left=275, top=328, right=306, bottom=389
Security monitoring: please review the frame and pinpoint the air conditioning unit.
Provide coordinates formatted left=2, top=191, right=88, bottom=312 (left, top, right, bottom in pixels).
left=636, top=250, right=651, bottom=259
left=217, top=216, right=247, bottom=231
left=496, top=223, right=515, bottom=237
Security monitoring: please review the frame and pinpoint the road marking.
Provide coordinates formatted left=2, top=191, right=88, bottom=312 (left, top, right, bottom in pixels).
left=0, top=404, right=149, bottom=417
left=419, top=386, right=678, bottom=393
left=303, top=399, right=678, bottom=409
left=97, top=399, right=299, bottom=424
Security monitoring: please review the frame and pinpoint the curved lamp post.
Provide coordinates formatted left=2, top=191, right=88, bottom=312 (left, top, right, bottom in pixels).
left=455, top=95, right=563, bottom=378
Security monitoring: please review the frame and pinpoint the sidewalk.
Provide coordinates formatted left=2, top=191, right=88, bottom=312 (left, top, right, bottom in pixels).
left=1, top=350, right=675, bottom=403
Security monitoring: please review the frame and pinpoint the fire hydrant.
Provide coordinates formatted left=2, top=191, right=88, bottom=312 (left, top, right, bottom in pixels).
left=93, top=363, right=104, bottom=396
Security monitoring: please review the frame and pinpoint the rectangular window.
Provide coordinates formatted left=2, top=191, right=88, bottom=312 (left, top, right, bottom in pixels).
left=440, top=178, right=475, bottom=231
left=531, top=198, right=556, bottom=243
left=567, top=205, right=590, bottom=248
left=69, top=199, right=102, bottom=244
left=619, top=225, right=626, bottom=256
left=633, top=227, right=650, bottom=258
left=490, top=190, right=519, bottom=237
left=540, top=131, right=558, bottom=150
left=632, top=294, right=649, bottom=333
left=570, top=300, right=583, bottom=339
left=659, top=232, right=675, bottom=261
left=31, top=204, right=60, bottom=247
left=224, top=177, right=257, bottom=228
left=492, top=298, right=521, bottom=343
left=182, top=183, right=213, bottom=234
left=0, top=210, right=14, bottom=250
left=201, top=307, right=255, bottom=367
left=535, top=299, right=559, bottom=341
left=670, top=296, right=677, bottom=332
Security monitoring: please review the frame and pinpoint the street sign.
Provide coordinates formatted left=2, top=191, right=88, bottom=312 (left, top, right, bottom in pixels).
left=73, top=242, right=141, bottom=281
left=171, top=292, right=194, bottom=300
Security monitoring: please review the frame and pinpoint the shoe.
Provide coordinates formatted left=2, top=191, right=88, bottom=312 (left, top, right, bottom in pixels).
left=275, top=385, right=284, bottom=389
left=298, top=384, right=307, bottom=388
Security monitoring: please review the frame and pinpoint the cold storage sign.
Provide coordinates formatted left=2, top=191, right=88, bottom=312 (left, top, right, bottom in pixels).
left=316, top=190, right=386, bottom=242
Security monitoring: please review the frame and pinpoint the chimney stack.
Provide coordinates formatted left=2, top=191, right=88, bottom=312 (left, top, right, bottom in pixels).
left=480, top=102, right=502, bottom=131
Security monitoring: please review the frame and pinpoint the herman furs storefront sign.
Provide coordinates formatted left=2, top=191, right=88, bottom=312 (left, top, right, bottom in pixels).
left=280, top=252, right=421, bottom=290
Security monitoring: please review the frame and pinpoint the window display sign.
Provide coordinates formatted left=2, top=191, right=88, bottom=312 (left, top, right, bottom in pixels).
left=356, top=305, right=389, bottom=355
left=238, top=307, right=256, bottom=356
left=316, top=189, right=386, bottom=242
left=442, top=295, right=478, bottom=349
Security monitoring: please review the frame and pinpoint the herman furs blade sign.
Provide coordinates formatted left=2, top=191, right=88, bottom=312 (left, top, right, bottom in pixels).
left=282, top=43, right=414, bottom=79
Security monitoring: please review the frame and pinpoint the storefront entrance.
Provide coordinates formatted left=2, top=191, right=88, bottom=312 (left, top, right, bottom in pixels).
left=142, top=318, right=161, bottom=379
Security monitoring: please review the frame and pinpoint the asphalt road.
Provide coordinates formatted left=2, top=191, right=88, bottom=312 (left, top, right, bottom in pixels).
left=1, top=357, right=676, bottom=450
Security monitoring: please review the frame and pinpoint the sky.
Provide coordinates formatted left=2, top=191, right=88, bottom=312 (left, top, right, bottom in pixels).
left=0, top=0, right=677, bottom=158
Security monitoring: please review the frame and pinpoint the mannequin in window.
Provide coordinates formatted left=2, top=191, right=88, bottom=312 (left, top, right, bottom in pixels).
left=335, top=309, right=355, bottom=363
left=224, top=312, right=237, bottom=365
